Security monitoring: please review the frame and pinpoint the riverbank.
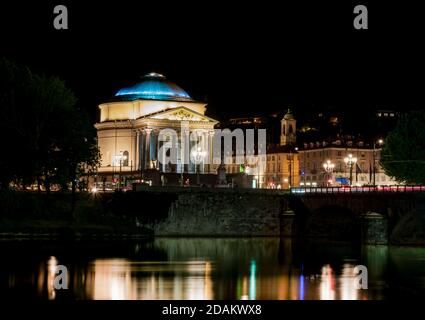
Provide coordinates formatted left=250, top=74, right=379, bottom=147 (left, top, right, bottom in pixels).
left=1, top=189, right=425, bottom=245
left=0, top=190, right=153, bottom=241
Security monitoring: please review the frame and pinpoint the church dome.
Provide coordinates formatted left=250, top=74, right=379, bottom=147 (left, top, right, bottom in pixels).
left=115, top=73, right=194, bottom=102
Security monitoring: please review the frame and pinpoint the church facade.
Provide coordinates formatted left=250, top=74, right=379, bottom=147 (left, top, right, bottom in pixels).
left=94, top=73, right=219, bottom=186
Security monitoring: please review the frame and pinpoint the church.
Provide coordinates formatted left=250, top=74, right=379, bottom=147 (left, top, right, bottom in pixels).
left=94, top=73, right=219, bottom=187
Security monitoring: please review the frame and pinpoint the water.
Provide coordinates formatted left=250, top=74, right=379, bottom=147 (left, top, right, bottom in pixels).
left=1, top=238, right=424, bottom=300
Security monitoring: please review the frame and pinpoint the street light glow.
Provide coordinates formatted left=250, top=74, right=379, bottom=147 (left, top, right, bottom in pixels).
left=344, top=154, right=357, bottom=187
left=323, top=160, right=335, bottom=187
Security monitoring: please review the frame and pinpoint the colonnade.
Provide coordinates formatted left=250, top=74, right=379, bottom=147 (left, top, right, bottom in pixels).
left=134, top=128, right=215, bottom=174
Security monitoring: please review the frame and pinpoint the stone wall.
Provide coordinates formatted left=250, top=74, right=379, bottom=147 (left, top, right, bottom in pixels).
left=128, top=187, right=425, bottom=241
left=153, top=191, right=282, bottom=236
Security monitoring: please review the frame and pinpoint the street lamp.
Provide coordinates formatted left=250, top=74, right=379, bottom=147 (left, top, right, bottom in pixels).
left=117, top=151, right=127, bottom=190
left=192, top=147, right=207, bottom=185
left=288, top=147, right=297, bottom=189
left=344, top=154, right=357, bottom=187
left=373, top=139, right=384, bottom=187
left=323, top=160, right=335, bottom=187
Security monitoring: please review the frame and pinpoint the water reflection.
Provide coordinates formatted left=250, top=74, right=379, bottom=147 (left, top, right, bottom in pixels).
left=89, top=260, right=213, bottom=300
left=1, top=238, right=424, bottom=300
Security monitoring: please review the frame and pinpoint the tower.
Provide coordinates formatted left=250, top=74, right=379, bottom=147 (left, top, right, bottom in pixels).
left=280, top=108, right=296, bottom=146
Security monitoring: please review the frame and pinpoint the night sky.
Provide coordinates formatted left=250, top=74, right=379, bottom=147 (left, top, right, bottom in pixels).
left=0, top=1, right=424, bottom=122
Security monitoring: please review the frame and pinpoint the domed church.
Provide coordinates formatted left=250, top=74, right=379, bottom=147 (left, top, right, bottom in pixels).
left=95, top=73, right=219, bottom=187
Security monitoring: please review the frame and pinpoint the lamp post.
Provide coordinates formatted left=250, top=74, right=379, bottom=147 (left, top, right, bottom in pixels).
left=288, top=147, right=297, bottom=189
left=118, top=151, right=127, bottom=190
left=344, top=153, right=357, bottom=187
left=372, top=139, right=384, bottom=187
left=192, top=147, right=207, bottom=185
left=323, top=160, right=335, bottom=187
left=288, top=151, right=292, bottom=189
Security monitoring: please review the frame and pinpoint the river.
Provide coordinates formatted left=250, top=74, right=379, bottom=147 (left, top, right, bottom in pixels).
left=1, top=238, right=424, bottom=300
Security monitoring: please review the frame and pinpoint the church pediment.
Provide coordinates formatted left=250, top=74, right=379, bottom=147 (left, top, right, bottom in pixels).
left=148, top=107, right=217, bottom=123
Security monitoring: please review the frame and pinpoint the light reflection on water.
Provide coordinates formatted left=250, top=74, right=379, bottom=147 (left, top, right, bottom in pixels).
left=1, top=238, right=425, bottom=300
left=90, top=260, right=213, bottom=300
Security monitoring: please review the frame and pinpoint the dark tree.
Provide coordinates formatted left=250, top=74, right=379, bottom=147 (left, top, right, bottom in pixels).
left=0, top=58, right=99, bottom=192
left=381, top=110, right=425, bottom=184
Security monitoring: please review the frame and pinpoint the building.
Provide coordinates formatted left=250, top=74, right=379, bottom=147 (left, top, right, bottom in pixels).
left=224, top=109, right=299, bottom=189
left=94, top=73, right=219, bottom=187
left=259, top=109, right=299, bottom=189
left=298, top=139, right=397, bottom=187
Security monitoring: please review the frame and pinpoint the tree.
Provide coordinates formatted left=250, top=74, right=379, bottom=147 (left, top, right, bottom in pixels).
left=380, top=110, right=425, bottom=184
left=0, top=58, right=99, bottom=193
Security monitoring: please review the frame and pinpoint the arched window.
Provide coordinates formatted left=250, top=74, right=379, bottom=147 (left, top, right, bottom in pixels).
left=123, top=151, right=129, bottom=166
left=289, top=125, right=293, bottom=134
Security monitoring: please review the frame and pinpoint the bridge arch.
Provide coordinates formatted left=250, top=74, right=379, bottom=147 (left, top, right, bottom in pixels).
left=303, top=204, right=361, bottom=240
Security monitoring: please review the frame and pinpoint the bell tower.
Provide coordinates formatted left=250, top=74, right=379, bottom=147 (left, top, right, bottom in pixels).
left=280, top=108, right=296, bottom=146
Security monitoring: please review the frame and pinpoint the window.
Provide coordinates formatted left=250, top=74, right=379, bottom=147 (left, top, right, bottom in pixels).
left=337, top=151, right=342, bottom=157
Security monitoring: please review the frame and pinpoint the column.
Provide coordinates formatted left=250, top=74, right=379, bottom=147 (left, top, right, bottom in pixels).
left=189, top=132, right=195, bottom=173
left=152, top=129, right=158, bottom=169
left=208, top=130, right=214, bottom=174
left=139, top=130, right=144, bottom=171
left=201, top=131, right=208, bottom=174
left=144, top=128, right=152, bottom=170
left=134, top=129, right=139, bottom=172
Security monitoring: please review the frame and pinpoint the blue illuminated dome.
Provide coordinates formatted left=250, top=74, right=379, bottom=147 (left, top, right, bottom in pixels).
left=115, top=73, right=194, bottom=102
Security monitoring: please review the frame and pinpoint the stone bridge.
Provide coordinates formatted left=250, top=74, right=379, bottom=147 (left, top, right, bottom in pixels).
left=109, top=187, right=425, bottom=244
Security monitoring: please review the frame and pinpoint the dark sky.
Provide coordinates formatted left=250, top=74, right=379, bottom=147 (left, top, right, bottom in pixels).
left=0, top=1, right=424, bottom=122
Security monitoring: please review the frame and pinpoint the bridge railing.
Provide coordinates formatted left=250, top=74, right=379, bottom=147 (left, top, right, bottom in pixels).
left=290, top=185, right=425, bottom=194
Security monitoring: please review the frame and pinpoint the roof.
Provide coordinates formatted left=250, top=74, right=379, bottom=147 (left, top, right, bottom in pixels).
left=114, top=73, right=194, bottom=102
